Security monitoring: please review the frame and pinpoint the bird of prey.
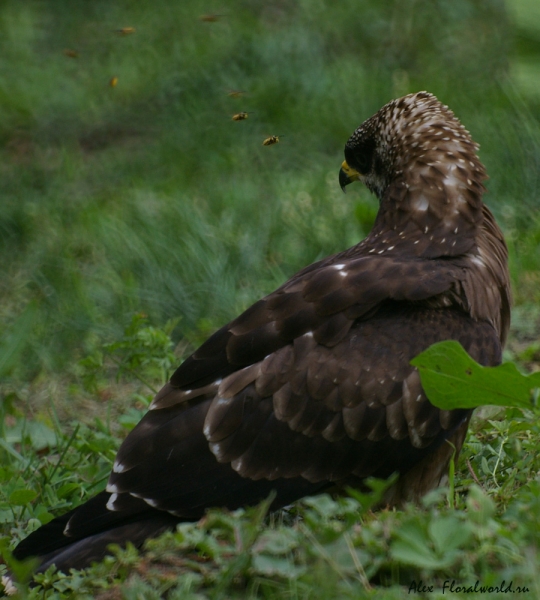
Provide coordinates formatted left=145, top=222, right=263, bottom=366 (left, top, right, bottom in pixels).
left=12, top=92, right=511, bottom=574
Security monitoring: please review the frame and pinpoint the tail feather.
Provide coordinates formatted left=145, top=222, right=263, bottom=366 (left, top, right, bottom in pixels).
left=12, top=479, right=327, bottom=573
left=12, top=491, right=179, bottom=572
left=26, top=514, right=181, bottom=573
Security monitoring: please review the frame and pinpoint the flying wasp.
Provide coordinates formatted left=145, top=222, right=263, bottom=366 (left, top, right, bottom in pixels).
left=200, top=14, right=223, bottom=22
left=232, top=112, right=251, bottom=121
left=115, top=27, right=136, bottom=35
left=63, top=49, right=79, bottom=58
left=109, top=76, right=118, bottom=88
left=227, top=90, right=246, bottom=98
left=262, top=135, right=281, bottom=146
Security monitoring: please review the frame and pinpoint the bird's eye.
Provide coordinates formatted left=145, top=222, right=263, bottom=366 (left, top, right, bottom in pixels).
left=345, top=137, right=375, bottom=175
left=353, top=151, right=371, bottom=174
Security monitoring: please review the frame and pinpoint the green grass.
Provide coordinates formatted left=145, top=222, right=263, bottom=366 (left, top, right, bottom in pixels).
left=1, top=0, right=540, bottom=376
left=2, top=0, right=540, bottom=597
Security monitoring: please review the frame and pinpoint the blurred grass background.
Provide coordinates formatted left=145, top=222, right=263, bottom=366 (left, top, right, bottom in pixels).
left=1, top=0, right=540, bottom=381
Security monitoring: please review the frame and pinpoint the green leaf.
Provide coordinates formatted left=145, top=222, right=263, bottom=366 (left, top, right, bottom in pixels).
left=466, top=485, right=496, bottom=526
left=391, top=520, right=459, bottom=570
left=26, top=420, right=57, bottom=450
left=57, top=483, right=81, bottom=499
left=34, top=504, right=54, bottom=524
left=252, top=554, right=306, bottom=578
left=253, top=529, right=299, bottom=555
left=428, top=515, right=472, bottom=555
left=391, top=540, right=450, bottom=570
left=8, top=489, right=38, bottom=506
left=411, top=341, right=540, bottom=410
left=392, top=520, right=431, bottom=556
left=346, top=474, right=398, bottom=512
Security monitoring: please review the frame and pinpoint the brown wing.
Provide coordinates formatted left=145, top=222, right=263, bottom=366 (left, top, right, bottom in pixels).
left=105, top=303, right=501, bottom=516
left=16, top=304, right=499, bottom=574
left=161, top=255, right=465, bottom=396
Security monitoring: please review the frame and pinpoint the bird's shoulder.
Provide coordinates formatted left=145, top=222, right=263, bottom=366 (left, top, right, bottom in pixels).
left=162, top=249, right=466, bottom=402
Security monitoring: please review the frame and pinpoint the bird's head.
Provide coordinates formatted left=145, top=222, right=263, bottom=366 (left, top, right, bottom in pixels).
left=339, top=92, right=494, bottom=259
left=338, top=94, right=415, bottom=197
left=339, top=132, right=382, bottom=195
left=339, top=91, right=486, bottom=202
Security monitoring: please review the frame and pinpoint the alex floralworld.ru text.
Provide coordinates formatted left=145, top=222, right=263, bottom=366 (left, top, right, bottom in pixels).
left=408, top=580, right=530, bottom=594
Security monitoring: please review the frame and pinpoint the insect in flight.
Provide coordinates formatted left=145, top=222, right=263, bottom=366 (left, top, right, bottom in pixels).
left=115, top=27, right=136, bottom=35
left=231, top=112, right=252, bottom=121
left=262, top=135, right=282, bottom=146
left=63, top=49, right=79, bottom=58
left=227, top=90, right=246, bottom=98
left=200, top=14, right=224, bottom=22
left=109, top=76, right=118, bottom=87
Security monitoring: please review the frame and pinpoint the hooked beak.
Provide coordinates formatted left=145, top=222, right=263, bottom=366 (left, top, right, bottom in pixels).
left=339, top=160, right=361, bottom=192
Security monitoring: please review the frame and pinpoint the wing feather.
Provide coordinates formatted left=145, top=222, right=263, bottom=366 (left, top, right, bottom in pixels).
left=160, top=256, right=464, bottom=410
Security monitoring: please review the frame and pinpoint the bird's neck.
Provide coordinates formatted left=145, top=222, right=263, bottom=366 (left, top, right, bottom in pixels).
left=353, top=186, right=511, bottom=343
left=362, top=151, right=489, bottom=259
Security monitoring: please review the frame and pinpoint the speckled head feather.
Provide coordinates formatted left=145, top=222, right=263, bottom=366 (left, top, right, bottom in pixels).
left=344, top=92, right=488, bottom=261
